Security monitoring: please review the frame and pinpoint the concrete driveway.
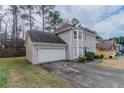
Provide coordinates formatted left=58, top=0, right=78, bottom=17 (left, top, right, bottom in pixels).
left=40, top=61, right=124, bottom=88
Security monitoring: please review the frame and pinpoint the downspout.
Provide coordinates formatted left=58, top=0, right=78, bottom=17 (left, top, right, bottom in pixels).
left=77, top=30, right=79, bottom=57
left=82, top=31, right=84, bottom=55
left=70, top=30, right=72, bottom=60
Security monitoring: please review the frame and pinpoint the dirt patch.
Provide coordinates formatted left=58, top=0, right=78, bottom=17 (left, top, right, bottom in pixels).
left=9, top=69, right=25, bottom=87
left=11, top=69, right=20, bottom=81
left=98, top=58, right=124, bottom=70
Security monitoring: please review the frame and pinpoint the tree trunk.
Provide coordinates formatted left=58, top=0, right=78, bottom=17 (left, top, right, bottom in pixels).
left=4, top=23, right=7, bottom=48
left=15, top=7, right=18, bottom=49
left=54, top=25, right=56, bottom=32
left=48, top=16, right=51, bottom=33
left=22, top=25, right=24, bottom=40
left=29, top=8, right=32, bottom=30
left=42, top=6, right=44, bottom=32
left=11, top=11, right=15, bottom=48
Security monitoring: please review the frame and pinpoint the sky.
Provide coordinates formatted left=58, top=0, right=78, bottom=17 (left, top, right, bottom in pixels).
left=55, top=5, right=124, bottom=39
left=1, top=5, right=124, bottom=39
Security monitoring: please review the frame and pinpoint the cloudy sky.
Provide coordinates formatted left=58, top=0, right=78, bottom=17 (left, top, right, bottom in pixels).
left=56, top=5, right=124, bottom=39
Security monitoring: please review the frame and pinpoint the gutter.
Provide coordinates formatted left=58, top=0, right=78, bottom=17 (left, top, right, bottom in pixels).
left=32, top=42, right=67, bottom=47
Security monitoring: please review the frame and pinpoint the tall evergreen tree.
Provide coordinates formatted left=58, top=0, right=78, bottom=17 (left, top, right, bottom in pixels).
left=49, top=10, right=63, bottom=32
left=71, top=18, right=80, bottom=27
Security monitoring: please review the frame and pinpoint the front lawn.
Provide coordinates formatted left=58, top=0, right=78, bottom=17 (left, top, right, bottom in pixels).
left=97, top=56, right=124, bottom=70
left=0, top=57, right=73, bottom=88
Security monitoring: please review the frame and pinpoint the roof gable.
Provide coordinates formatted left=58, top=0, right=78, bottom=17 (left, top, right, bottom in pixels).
left=54, top=23, right=72, bottom=34
left=54, top=23, right=96, bottom=35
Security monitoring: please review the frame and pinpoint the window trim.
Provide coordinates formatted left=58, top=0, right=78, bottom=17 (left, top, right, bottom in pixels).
left=79, top=47, right=83, bottom=56
left=78, top=31, right=83, bottom=39
left=73, top=47, right=77, bottom=57
left=73, top=30, right=77, bottom=39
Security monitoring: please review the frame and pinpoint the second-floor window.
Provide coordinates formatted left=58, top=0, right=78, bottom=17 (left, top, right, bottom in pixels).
left=74, top=31, right=82, bottom=39
left=79, top=47, right=83, bottom=56
left=74, top=31, right=77, bottom=39
left=79, top=31, right=82, bottom=39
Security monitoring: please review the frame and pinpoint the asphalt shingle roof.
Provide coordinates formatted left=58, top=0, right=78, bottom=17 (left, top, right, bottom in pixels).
left=54, top=23, right=72, bottom=34
left=96, top=40, right=115, bottom=51
left=28, top=31, right=67, bottom=44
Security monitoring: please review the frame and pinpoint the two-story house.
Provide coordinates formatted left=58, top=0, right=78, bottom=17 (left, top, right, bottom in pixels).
left=25, top=23, right=96, bottom=64
left=54, top=23, right=96, bottom=60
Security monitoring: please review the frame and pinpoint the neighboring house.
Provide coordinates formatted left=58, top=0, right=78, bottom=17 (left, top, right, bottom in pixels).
left=96, top=40, right=117, bottom=58
left=25, top=23, right=96, bottom=64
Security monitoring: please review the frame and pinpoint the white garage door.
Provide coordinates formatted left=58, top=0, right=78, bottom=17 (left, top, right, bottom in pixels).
left=38, top=48, right=65, bottom=63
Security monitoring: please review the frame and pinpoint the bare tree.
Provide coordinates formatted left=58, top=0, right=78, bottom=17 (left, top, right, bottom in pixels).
left=8, top=5, right=20, bottom=48
left=37, top=5, right=55, bottom=32
left=4, top=23, right=7, bottom=48
left=20, top=5, right=35, bottom=31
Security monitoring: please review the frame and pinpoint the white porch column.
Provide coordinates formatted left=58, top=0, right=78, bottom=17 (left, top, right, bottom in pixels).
left=82, top=31, right=84, bottom=55
left=77, top=30, right=79, bottom=57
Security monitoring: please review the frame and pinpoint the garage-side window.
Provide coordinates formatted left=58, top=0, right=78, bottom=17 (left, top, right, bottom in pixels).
left=73, top=47, right=77, bottom=57
left=79, top=47, right=83, bottom=56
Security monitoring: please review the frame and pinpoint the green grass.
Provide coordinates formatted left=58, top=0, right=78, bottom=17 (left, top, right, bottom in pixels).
left=0, top=72, right=8, bottom=87
left=0, top=57, right=73, bottom=88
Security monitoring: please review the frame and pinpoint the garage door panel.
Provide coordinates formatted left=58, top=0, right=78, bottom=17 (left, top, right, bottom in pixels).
left=38, top=48, right=65, bottom=63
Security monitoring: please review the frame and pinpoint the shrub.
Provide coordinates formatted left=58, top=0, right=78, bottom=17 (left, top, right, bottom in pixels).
left=100, top=54, right=104, bottom=59
left=0, top=48, right=25, bottom=58
left=85, top=52, right=95, bottom=61
left=94, top=55, right=100, bottom=59
left=109, top=56, right=112, bottom=59
left=78, top=56, right=87, bottom=63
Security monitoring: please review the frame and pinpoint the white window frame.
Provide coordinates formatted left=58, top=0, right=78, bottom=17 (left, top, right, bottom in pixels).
left=73, top=47, right=77, bottom=57
left=74, top=31, right=77, bottom=39
left=79, top=47, right=83, bottom=56
left=78, top=31, right=82, bottom=39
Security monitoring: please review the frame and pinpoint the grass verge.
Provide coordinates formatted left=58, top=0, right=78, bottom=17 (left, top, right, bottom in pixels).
left=0, top=57, right=73, bottom=88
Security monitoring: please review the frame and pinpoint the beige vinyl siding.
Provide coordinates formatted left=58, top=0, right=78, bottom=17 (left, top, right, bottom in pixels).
left=58, top=30, right=71, bottom=44
left=58, top=29, right=96, bottom=60
left=26, top=35, right=34, bottom=64
left=96, top=49, right=115, bottom=58
left=83, top=31, right=96, bottom=53
left=58, top=30, right=71, bottom=60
